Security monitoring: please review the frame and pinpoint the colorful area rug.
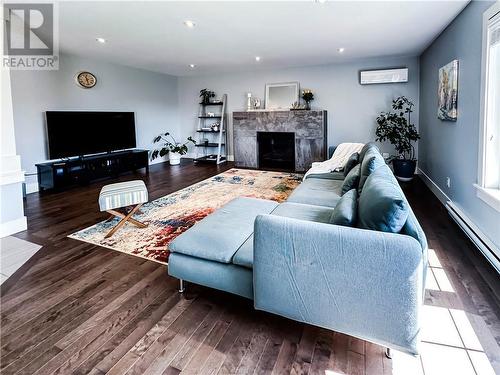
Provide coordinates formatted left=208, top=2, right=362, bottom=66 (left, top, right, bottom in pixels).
left=69, top=169, right=302, bottom=265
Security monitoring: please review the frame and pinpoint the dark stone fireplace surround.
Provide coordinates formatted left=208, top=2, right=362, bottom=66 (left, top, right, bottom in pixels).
left=232, top=110, right=327, bottom=172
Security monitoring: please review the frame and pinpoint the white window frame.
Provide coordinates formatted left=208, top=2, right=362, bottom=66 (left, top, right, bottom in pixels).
left=476, top=2, right=500, bottom=212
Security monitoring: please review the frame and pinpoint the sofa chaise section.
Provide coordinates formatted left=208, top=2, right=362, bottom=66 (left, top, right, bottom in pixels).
left=168, top=197, right=278, bottom=299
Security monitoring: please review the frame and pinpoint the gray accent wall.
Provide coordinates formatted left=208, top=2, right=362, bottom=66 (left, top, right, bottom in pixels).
left=419, top=1, right=499, bottom=249
left=177, top=56, right=420, bottom=159
left=10, top=53, right=179, bottom=191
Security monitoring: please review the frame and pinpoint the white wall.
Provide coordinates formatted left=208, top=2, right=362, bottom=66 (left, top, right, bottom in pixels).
left=10, top=53, right=179, bottom=192
left=177, top=56, right=420, bottom=159
left=1, top=66, right=27, bottom=237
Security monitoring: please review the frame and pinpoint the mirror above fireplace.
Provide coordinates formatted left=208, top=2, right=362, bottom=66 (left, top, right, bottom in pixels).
left=265, top=82, right=299, bottom=110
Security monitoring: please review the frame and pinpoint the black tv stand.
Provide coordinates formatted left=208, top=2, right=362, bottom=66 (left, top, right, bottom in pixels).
left=35, top=149, right=149, bottom=192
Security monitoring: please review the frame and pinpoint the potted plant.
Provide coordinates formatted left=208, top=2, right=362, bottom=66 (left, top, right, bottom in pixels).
left=375, top=96, right=420, bottom=181
left=150, top=132, right=196, bottom=165
left=199, top=89, right=215, bottom=105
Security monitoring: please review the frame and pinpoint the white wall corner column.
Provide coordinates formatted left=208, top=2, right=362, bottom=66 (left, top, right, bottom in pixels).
left=1, top=65, right=27, bottom=238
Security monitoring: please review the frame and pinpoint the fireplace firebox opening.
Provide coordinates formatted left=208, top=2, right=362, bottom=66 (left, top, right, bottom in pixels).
left=257, top=131, right=295, bottom=171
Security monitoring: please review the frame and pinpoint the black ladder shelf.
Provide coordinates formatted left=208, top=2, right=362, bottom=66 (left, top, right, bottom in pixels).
left=194, top=94, right=227, bottom=164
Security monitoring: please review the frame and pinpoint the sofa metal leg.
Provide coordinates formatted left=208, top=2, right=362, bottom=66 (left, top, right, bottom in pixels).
left=385, top=347, right=392, bottom=359
left=178, top=279, right=185, bottom=293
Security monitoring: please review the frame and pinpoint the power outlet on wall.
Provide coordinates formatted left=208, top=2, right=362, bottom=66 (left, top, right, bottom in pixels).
left=446, top=177, right=451, bottom=189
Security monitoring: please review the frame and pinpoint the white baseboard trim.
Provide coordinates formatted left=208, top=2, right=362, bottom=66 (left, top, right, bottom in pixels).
left=446, top=202, right=500, bottom=273
left=0, top=216, right=27, bottom=238
left=182, top=153, right=234, bottom=162
left=25, top=182, right=39, bottom=194
left=417, top=168, right=450, bottom=205
left=418, top=168, right=499, bottom=273
left=149, top=156, right=169, bottom=165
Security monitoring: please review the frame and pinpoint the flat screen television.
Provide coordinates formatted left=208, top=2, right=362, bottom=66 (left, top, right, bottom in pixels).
left=46, top=111, right=136, bottom=159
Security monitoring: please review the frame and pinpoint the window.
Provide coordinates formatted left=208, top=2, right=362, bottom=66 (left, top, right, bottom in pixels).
left=477, top=3, right=500, bottom=212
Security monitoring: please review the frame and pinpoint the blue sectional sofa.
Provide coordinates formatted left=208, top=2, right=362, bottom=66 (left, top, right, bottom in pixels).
left=168, top=143, right=428, bottom=355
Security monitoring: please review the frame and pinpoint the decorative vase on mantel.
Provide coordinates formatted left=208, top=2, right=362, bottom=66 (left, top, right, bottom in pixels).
left=301, top=89, right=314, bottom=111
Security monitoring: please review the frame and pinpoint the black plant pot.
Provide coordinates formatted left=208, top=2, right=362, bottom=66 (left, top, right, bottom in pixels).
left=392, top=159, right=417, bottom=182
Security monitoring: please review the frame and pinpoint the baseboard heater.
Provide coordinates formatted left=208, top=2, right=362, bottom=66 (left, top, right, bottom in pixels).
left=446, top=201, right=500, bottom=273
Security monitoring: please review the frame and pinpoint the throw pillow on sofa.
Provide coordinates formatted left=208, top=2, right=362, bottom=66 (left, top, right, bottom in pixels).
left=358, top=166, right=409, bottom=233
left=341, top=164, right=360, bottom=195
left=358, top=149, right=385, bottom=193
left=344, top=152, right=360, bottom=177
left=358, top=142, right=379, bottom=161
left=330, top=189, right=358, bottom=227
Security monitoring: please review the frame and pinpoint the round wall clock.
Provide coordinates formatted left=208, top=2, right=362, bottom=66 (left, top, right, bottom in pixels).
left=76, top=71, right=97, bottom=88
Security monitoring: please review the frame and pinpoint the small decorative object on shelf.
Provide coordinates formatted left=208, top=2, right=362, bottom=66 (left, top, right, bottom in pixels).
left=301, top=89, right=314, bottom=110
left=200, top=89, right=216, bottom=105
left=207, top=112, right=215, bottom=117
left=150, top=132, right=196, bottom=166
left=245, top=94, right=262, bottom=111
left=211, top=122, right=220, bottom=132
left=291, top=101, right=306, bottom=110
left=375, top=96, right=420, bottom=181
left=253, top=97, right=261, bottom=110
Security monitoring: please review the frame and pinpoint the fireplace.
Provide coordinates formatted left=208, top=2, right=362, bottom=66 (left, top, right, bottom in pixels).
left=257, top=132, right=295, bottom=171
left=233, top=111, right=327, bottom=172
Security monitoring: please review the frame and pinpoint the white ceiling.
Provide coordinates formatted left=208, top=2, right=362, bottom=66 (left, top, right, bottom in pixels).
left=58, top=1, right=469, bottom=77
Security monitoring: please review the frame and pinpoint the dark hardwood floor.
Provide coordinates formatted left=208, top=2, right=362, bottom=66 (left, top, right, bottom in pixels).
left=1, top=160, right=499, bottom=374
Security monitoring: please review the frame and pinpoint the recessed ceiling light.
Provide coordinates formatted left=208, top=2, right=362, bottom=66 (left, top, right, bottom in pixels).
left=255, top=56, right=261, bottom=62
left=337, top=47, right=345, bottom=53
left=183, top=20, right=196, bottom=28
left=189, top=64, right=196, bottom=68
left=96, top=37, right=106, bottom=43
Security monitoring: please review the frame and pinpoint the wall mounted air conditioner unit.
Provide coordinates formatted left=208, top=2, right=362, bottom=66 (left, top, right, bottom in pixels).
left=359, top=68, right=409, bottom=85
